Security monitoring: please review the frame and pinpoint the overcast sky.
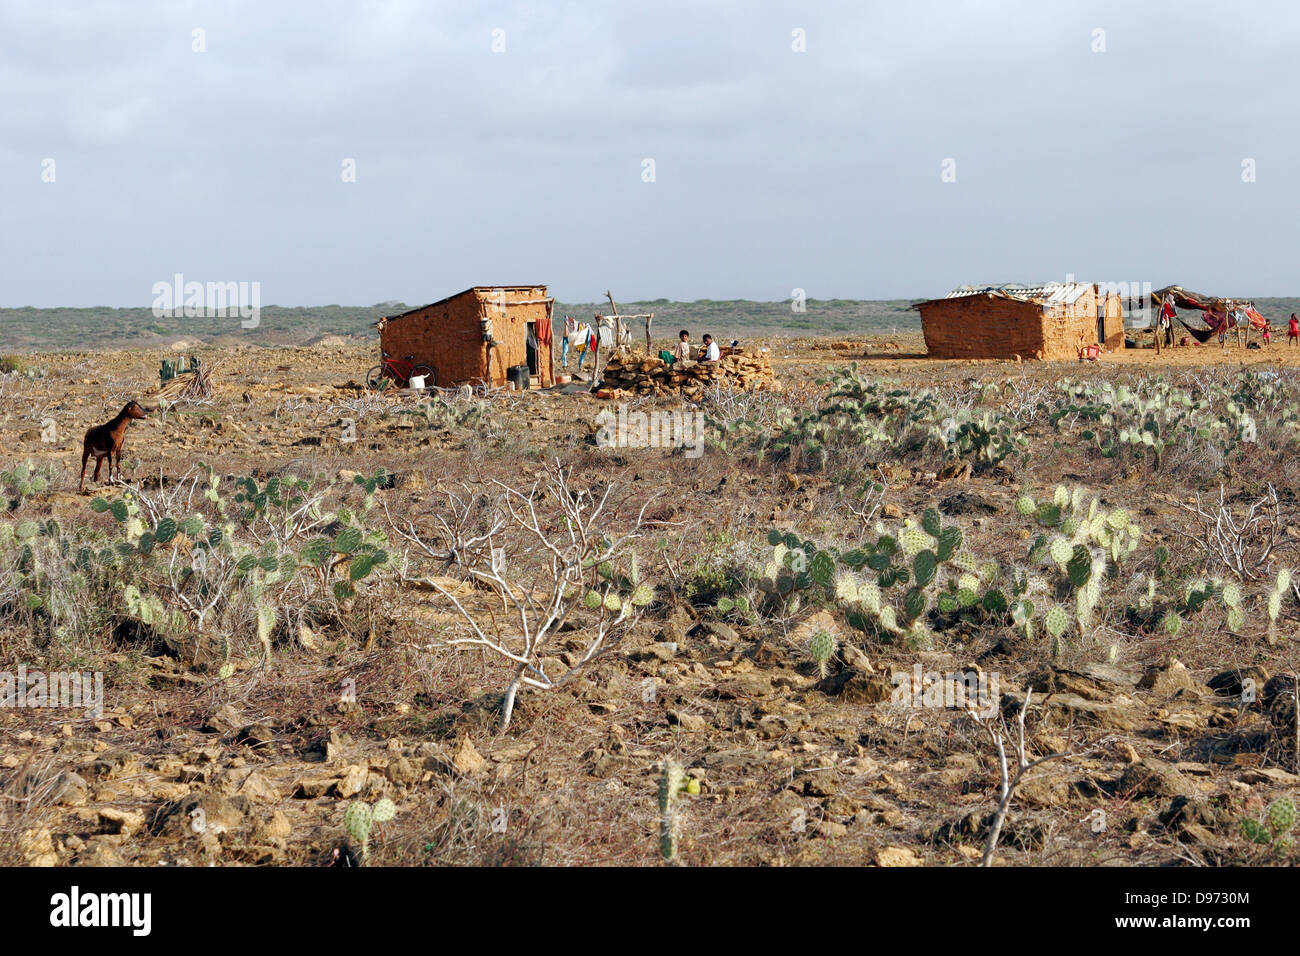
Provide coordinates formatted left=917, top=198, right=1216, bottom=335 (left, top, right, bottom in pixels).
left=1, top=0, right=1296, bottom=307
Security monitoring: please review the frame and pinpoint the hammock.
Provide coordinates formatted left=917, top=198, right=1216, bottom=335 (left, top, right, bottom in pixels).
left=1179, top=318, right=1216, bottom=343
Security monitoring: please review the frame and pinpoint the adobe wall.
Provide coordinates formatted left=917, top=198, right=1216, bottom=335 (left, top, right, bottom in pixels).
left=378, top=286, right=552, bottom=388
left=378, top=295, right=484, bottom=387
left=1102, top=292, right=1125, bottom=351
left=1039, top=286, right=1098, bottom=361
left=478, top=287, right=553, bottom=387
left=920, top=296, right=1046, bottom=359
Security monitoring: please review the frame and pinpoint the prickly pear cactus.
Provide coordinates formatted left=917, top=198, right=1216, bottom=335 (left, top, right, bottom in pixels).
left=372, top=797, right=396, bottom=824
left=809, top=629, right=837, bottom=679
left=1045, top=605, right=1069, bottom=641
left=344, top=800, right=374, bottom=859
left=659, top=761, right=687, bottom=865
left=1268, top=797, right=1296, bottom=835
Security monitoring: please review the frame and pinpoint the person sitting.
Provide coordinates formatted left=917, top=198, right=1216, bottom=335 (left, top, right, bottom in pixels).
left=700, top=334, right=720, bottom=362
left=672, top=330, right=692, bottom=363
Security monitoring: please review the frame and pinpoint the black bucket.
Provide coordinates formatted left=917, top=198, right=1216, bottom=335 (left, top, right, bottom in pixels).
left=507, top=364, right=530, bottom=391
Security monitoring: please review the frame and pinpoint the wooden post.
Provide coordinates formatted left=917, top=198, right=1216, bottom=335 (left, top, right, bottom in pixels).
left=546, top=298, right=555, bottom=387
left=1153, top=293, right=1161, bottom=356
left=606, top=290, right=623, bottom=353
left=646, top=312, right=653, bottom=353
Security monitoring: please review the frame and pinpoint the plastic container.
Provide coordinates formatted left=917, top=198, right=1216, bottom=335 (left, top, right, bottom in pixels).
left=408, top=374, right=426, bottom=390
left=507, top=364, right=530, bottom=391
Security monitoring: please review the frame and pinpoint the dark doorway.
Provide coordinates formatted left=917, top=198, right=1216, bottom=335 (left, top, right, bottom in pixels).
left=526, top=323, right=539, bottom=375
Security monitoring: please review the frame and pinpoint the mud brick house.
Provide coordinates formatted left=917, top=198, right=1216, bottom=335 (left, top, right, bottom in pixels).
left=376, top=285, right=555, bottom=388
left=914, top=283, right=1125, bottom=360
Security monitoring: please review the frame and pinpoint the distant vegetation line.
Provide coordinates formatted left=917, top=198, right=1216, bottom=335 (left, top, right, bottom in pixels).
left=0, top=300, right=924, bottom=352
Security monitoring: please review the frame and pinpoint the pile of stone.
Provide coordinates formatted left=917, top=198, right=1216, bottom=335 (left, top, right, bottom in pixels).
left=596, top=349, right=776, bottom=400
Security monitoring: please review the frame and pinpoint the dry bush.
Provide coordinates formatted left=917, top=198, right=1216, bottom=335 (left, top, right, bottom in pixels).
left=1177, top=484, right=1291, bottom=582
left=392, top=460, right=656, bottom=730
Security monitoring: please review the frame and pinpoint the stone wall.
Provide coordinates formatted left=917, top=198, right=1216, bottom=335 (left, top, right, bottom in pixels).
left=598, top=349, right=776, bottom=400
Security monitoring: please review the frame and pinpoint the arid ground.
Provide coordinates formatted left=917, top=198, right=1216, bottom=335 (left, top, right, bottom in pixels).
left=4, top=333, right=1300, bottom=867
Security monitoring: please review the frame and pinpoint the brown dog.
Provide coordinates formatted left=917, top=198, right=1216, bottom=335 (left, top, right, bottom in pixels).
left=80, top=401, right=149, bottom=493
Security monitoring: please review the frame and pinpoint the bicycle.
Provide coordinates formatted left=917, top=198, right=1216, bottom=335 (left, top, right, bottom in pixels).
left=366, top=352, right=435, bottom=391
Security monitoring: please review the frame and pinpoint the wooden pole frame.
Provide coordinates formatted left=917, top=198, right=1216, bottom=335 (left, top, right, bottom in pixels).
left=546, top=298, right=555, bottom=387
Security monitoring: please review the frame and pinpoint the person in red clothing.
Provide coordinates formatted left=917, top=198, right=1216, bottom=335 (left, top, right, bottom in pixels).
left=1289, top=313, right=1299, bottom=347
left=1159, top=294, right=1176, bottom=346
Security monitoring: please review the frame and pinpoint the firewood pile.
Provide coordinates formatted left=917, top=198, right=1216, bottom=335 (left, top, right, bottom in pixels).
left=153, top=360, right=219, bottom=404
left=596, top=348, right=776, bottom=400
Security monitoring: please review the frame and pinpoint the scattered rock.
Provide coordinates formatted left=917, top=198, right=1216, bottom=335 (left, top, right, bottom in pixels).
left=73, top=842, right=125, bottom=867
left=814, top=820, right=849, bottom=838
left=749, top=640, right=785, bottom=667
left=156, top=790, right=249, bottom=837
left=20, top=828, right=57, bottom=866
left=816, top=668, right=894, bottom=704
left=875, top=845, right=923, bottom=867
left=1028, top=664, right=1138, bottom=701
left=236, top=723, right=276, bottom=748
left=89, top=750, right=140, bottom=779
left=839, top=643, right=873, bottom=673
left=98, top=807, right=146, bottom=836
left=631, top=644, right=676, bottom=663
left=217, top=767, right=279, bottom=803
left=253, top=810, right=292, bottom=841
left=294, top=776, right=335, bottom=799
left=1043, top=693, right=1140, bottom=731
left=50, top=770, right=88, bottom=806
left=1238, top=767, right=1300, bottom=786
left=335, top=764, right=368, bottom=798
left=1139, top=660, right=1203, bottom=698
left=667, top=710, right=708, bottom=733
left=1117, top=758, right=1198, bottom=799
left=799, top=771, right=839, bottom=797
left=1159, top=795, right=1223, bottom=832
left=201, top=703, right=244, bottom=734
left=713, top=673, right=774, bottom=699
left=425, top=737, right=487, bottom=777
left=1014, top=774, right=1077, bottom=808
left=384, top=756, right=421, bottom=786
left=937, top=461, right=973, bottom=484
left=694, top=621, right=739, bottom=643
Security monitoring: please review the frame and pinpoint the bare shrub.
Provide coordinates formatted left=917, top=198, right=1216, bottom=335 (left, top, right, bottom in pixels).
left=395, top=460, right=656, bottom=730
left=1177, top=484, right=1291, bottom=582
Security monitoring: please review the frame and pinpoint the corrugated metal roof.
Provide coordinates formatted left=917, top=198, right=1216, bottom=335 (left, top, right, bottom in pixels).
left=942, top=282, right=1093, bottom=305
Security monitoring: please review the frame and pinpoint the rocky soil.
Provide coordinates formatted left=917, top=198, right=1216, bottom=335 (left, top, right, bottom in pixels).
left=2, top=336, right=1299, bottom=866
